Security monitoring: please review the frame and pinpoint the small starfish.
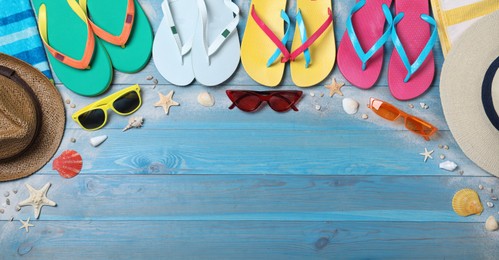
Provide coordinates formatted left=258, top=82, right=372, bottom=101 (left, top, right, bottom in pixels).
left=324, top=78, right=345, bottom=97
left=19, top=218, right=34, bottom=233
left=154, top=90, right=179, bottom=115
left=18, top=183, right=57, bottom=219
left=419, top=148, right=434, bottom=162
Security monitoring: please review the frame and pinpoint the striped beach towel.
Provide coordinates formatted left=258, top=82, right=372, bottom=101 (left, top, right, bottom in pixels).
left=0, top=0, right=52, bottom=80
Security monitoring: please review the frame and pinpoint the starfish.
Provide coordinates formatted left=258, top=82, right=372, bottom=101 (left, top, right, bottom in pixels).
left=19, top=218, right=34, bottom=233
left=18, top=182, right=57, bottom=219
left=419, top=148, right=434, bottom=162
left=154, top=90, right=179, bottom=115
left=324, top=78, right=345, bottom=97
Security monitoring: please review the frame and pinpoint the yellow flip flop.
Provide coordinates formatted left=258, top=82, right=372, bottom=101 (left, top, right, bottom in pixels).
left=290, top=0, right=335, bottom=87
left=240, top=0, right=288, bottom=87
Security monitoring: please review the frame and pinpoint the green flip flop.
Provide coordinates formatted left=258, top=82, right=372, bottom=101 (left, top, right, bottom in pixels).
left=32, top=0, right=112, bottom=96
left=79, top=0, right=153, bottom=73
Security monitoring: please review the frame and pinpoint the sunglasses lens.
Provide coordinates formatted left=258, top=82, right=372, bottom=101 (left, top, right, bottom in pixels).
left=268, top=93, right=298, bottom=112
left=78, top=109, right=105, bottom=130
left=372, top=102, right=400, bottom=121
left=406, top=117, right=435, bottom=136
left=113, top=91, right=140, bottom=114
left=230, top=92, right=261, bottom=112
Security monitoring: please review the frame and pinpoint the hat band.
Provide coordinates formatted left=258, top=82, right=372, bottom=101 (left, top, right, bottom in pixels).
left=0, top=65, right=42, bottom=161
left=482, top=56, right=499, bottom=131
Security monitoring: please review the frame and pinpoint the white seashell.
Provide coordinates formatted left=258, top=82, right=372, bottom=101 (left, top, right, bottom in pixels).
left=90, top=135, right=108, bottom=147
left=439, top=161, right=458, bottom=171
left=315, top=105, right=321, bottom=111
left=420, top=102, right=426, bottom=108
left=486, top=216, right=499, bottom=231
left=197, top=92, right=215, bottom=107
left=310, top=92, right=315, bottom=97
left=479, top=184, right=484, bottom=190
left=342, top=98, right=359, bottom=115
left=361, top=114, right=368, bottom=120
left=487, top=202, right=494, bottom=208
left=439, top=154, right=445, bottom=160
left=123, top=117, right=144, bottom=132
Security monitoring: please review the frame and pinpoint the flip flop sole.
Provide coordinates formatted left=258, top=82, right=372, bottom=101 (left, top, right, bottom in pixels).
left=241, top=0, right=287, bottom=87
left=290, top=0, right=335, bottom=87
left=337, top=0, right=392, bottom=89
left=32, top=0, right=112, bottom=96
left=388, top=0, right=435, bottom=100
left=85, top=0, right=153, bottom=73
left=191, top=0, right=240, bottom=86
left=153, top=0, right=196, bottom=86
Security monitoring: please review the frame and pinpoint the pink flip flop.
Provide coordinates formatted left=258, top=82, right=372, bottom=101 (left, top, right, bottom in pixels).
left=388, top=0, right=438, bottom=100
left=337, top=0, right=393, bottom=89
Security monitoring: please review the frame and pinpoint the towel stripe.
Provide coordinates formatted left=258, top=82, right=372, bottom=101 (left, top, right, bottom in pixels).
left=0, top=0, right=53, bottom=80
left=0, top=34, right=40, bottom=54
left=13, top=47, right=50, bottom=66
left=0, top=10, right=32, bottom=26
left=32, top=60, right=50, bottom=73
left=0, top=27, right=38, bottom=47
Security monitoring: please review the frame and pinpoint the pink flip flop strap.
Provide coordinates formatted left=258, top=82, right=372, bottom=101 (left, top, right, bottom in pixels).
left=250, top=5, right=290, bottom=61
left=285, top=8, right=333, bottom=63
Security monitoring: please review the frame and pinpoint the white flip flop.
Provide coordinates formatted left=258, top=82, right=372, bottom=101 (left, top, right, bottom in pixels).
left=191, top=0, right=240, bottom=86
left=153, top=0, right=197, bottom=86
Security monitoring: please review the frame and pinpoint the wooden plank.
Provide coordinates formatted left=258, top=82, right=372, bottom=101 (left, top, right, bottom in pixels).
left=37, top=129, right=485, bottom=176
left=1, top=175, right=496, bottom=222
left=52, top=0, right=445, bottom=87
left=1, top=221, right=496, bottom=259
left=60, top=84, right=448, bottom=131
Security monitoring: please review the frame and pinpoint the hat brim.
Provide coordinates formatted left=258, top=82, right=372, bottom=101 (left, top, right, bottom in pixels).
left=0, top=54, right=65, bottom=181
left=440, top=11, right=499, bottom=177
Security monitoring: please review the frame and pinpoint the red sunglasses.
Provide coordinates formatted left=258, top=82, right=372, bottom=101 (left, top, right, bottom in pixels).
left=226, top=90, right=303, bottom=112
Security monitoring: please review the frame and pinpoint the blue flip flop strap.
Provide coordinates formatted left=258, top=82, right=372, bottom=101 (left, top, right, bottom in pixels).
left=346, top=0, right=393, bottom=70
left=266, top=10, right=291, bottom=67
left=295, top=9, right=311, bottom=68
left=391, top=14, right=438, bottom=82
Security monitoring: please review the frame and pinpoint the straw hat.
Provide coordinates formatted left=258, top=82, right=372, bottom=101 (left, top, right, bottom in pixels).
left=440, top=11, right=499, bottom=177
left=0, top=54, right=65, bottom=181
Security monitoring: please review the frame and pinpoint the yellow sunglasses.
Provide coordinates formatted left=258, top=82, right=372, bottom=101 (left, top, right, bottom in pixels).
left=72, top=84, right=142, bottom=131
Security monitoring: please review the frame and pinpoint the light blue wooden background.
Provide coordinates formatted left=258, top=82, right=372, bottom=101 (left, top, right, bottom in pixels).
left=2, top=0, right=499, bottom=259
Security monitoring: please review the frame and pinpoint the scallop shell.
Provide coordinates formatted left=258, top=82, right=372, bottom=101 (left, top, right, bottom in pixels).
left=197, top=92, right=215, bottom=107
left=452, top=189, right=483, bottom=217
left=52, top=150, right=83, bottom=179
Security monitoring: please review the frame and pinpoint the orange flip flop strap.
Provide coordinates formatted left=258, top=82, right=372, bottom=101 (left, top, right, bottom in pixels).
left=37, top=2, right=95, bottom=70
left=82, top=0, right=135, bottom=46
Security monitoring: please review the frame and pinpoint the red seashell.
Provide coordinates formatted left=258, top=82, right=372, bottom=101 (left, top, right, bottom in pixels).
left=52, top=150, right=83, bottom=179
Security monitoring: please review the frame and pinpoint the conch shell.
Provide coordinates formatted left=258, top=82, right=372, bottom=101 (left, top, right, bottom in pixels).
left=452, top=189, right=483, bottom=217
